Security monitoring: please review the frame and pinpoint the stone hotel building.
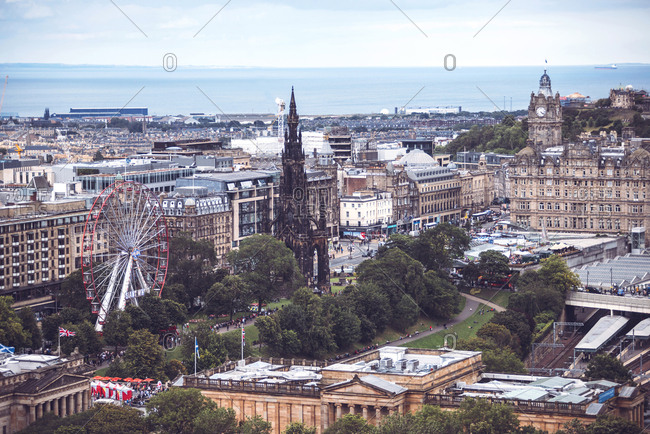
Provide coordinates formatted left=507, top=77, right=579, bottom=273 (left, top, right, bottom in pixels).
left=510, top=71, right=650, bottom=243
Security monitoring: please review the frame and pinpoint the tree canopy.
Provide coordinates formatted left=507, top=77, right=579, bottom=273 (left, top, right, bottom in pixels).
left=227, top=234, right=302, bottom=310
left=585, top=354, right=632, bottom=383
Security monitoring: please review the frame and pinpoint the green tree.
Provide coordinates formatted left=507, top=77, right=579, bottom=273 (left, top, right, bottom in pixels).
left=239, top=415, right=272, bottom=434
left=410, top=223, right=471, bottom=271
left=457, top=398, right=521, bottom=434
left=458, top=337, right=526, bottom=374
left=536, top=255, right=581, bottom=295
left=256, top=315, right=282, bottom=352
left=164, top=359, right=187, bottom=381
left=146, top=388, right=217, bottom=434
left=194, top=406, right=238, bottom=434
left=227, top=234, right=301, bottom=311
left=58, top=270, right=90, bottom=311
left=462, top=262, right=481, bottom=286
left=83, top=404, right=148, bottom=434
left=92, top=150, right=104, bottom=161
left=180, top=322, right=227, bottom=371
left=103, top=309, right=133, bottom=355
left=478, top=250, right=511, bottom=280
left=585, top=354, right=632, bottom=383
left=284, top=422, right=317, bottom=434
left=18, top=307, right=42, bottom=349
left=477, top=323, right=513, bottom=348
left=343, top=283, right=391, bottom=334
left=168, top=234, right=220, bottom=307
left=558, top=415, right=642, bottom=434
left=59, top=320, right=102, bottom=356
left=120, top=329, right=167, bottom=380
left=206, top=275, right=251, bottom=321
left=41, top=313, right=63, bottom=342
left=490, top=310, right=533, bottom=357
left=586, top=415, right=641, bottom=434
left=0, top=295, right=28, bottom=350
left=324, top=414, right=376, bottom=434
left=125, top=304, right=152, bottom=331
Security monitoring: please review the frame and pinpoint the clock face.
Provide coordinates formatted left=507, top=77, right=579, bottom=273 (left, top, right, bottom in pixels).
left=536, top=106, right=546, bottom=117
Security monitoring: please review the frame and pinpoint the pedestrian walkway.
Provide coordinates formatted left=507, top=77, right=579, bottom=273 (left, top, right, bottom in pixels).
left=384, top=292, right=487, bottom=347
left=461, top=292, right=506, bottom=312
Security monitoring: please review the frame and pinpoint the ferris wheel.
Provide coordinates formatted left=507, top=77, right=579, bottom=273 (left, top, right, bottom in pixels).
left=81, top=179, right=169, bottom=332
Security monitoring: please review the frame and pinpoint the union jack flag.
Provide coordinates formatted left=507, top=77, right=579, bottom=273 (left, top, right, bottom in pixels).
left=59, top=327, right=76, bottom=337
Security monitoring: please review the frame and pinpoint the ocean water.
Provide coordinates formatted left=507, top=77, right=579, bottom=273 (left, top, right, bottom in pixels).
left=0, top=64, right=648, bottom=117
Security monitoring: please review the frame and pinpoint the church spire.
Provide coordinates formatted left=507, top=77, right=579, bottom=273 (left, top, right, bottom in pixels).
left=284, top=87, right=302, bottom=160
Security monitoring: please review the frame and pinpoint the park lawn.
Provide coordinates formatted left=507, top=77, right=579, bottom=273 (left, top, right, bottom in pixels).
left=267, top=299, right=291, bottom=311
left=467, top=287, right=511, bottom=308
left=164, top=344, right=183, bottom=362
left=330, top=276, right=356, bottom=294
left=94, top=367, right=109, bottom=376
left=402, top=303, right=496, bottom=349
left=372, top=314, right=452, bottom=346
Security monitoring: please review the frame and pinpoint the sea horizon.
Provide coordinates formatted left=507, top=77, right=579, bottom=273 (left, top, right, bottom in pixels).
left=1, top=63, right=649, bottom=117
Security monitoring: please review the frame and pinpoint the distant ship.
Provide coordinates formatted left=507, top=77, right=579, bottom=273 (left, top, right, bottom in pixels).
left=595, top=64, right=617, bottom=69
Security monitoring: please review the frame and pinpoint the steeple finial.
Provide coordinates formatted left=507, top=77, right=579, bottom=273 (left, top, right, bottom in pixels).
left=288, top=87, right=298, bottom=124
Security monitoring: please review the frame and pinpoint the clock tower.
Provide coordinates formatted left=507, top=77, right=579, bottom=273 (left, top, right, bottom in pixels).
left=528, top=70, right=562, bottom=151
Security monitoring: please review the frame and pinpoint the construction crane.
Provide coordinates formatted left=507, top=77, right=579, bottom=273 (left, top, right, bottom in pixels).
left=14, top=143, right=23, bottom=158
left=275, top=97, right=285, bottom=143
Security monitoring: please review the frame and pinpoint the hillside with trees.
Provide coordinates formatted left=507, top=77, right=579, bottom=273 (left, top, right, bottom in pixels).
left=445, top=115, right=528, bottom=155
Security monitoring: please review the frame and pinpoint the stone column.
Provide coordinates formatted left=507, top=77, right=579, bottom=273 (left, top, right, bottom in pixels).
left=335, top=404, right=342, bottom=420
left=61, top=397, right=67, bottom=418
left=321, top=404, right=329, bottom=430
left=29, top=405, right=36, bottom=423
left=398, top=403, right=404, bottom=415
left=389, top=407, right=395, bottom=416
left=82, top=390, right=88, bottom=411
left=76, top=392, right=83, bottom=413
left=36, top=403, right=43, bottom=419
left=53, top=397, right=59, bottom=416
left=349, top=404, right=355, bottom=415
left=375, top=406, right=382, bottom=423
left=362, top=406, right=368, bottom=420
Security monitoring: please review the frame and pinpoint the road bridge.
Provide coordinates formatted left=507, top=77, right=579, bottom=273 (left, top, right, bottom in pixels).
left=566, top=292, right=650, bottom=314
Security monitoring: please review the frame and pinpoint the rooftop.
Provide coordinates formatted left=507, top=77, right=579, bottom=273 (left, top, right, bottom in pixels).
left=576, top=315, right=629, bottom=353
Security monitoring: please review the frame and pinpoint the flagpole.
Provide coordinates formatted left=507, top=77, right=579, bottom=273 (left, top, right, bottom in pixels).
left=241, top=327, right=243, bottom=361
left=58, top=332, right=60, bottom=357
left=194, top=336, right=197, bottom=376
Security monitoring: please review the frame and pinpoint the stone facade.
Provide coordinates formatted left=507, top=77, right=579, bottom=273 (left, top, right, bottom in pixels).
left=610, top=88, right=635, bottom=109
left=0, top=355, right=92, bottom=434
left=528, top=71, right=563, bottom=152
left=510, top=144, right=650, bottom=244
left=0, top=199, right=109, bottom=313
left=161, top=191, right=232, bottom=264
left=510, top=71, right=650, bottom=244
left=185, top=348, right=483, bottom=434
left=276, top=90, right=330, bottom=290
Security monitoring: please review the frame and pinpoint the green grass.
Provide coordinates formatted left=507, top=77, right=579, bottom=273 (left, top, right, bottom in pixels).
left=94, top=367, right=109, bottom=376
left=402, top=304, right=496, bottom=349
left=466, top=288, right=511, bottom=308
left=267, top=299, right=290, bottom=311
left=331, top=277, right=356, bottom=294
left=164, top=344, right=182, bottom=362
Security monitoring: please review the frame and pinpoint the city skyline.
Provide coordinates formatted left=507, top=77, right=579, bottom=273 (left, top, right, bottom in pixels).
left=1, top=0, right=649, bottom=68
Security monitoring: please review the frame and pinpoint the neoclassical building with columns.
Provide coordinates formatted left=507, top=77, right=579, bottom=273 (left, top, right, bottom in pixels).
left=184, top=347, right=483, bottom=433
left=0, top=354, right=92, bottom=434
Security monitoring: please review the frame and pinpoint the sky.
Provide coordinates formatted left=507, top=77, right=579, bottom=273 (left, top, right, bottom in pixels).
left=0, top=0, right=649, bottom=68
